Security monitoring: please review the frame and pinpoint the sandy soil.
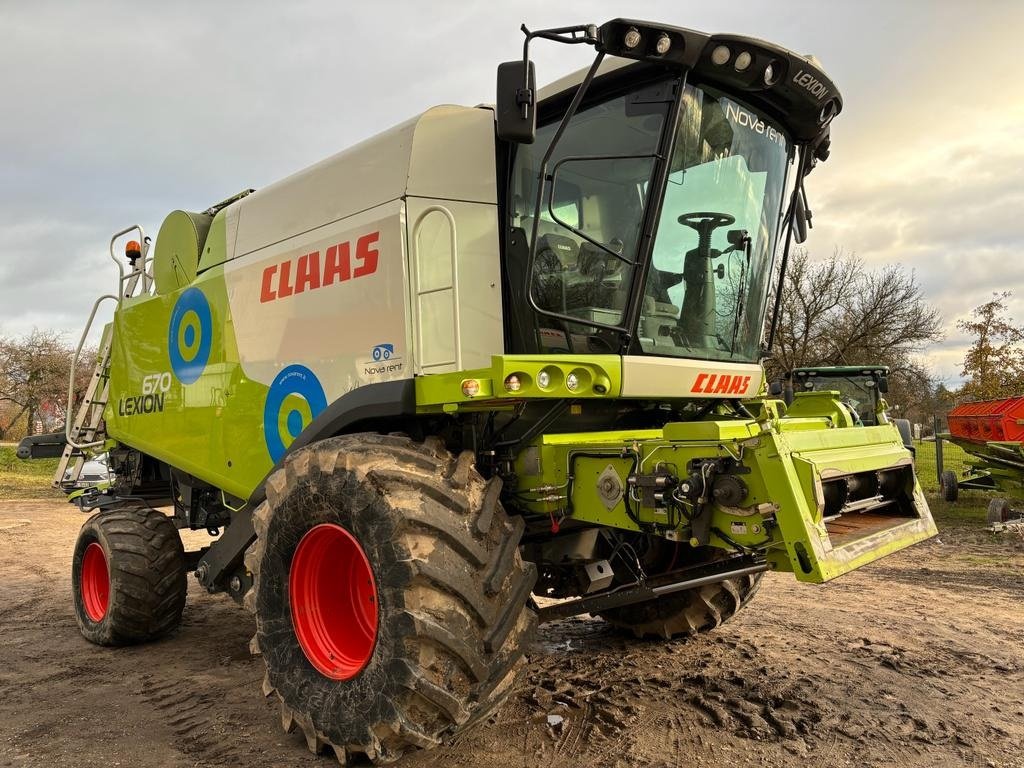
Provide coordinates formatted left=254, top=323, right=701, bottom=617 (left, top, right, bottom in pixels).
left=1, top=499, right=1021, bottom=768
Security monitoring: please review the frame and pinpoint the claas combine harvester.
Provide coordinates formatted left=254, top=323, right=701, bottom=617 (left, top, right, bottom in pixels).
left=19, top=19, right=935, bottom=763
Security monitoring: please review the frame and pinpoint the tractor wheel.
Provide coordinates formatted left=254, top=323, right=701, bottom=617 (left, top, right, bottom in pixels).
left=598, top=538, right=763, bottom=640
left=244, top=434, right=537, bottom=764
left=987, top=498, right=1014, bottom=524
left=941, top=470, right=959, bottom=502
left=72, top=506, right=187, bottom=646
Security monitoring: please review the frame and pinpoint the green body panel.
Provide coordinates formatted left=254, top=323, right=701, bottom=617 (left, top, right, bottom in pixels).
left=512, top=407, right=934, bottom=583
left=196, top=212, right=228, bottom=273
left=152, top=210, right=213, bottom=295
left=105, top=262, right=275, bottom=501
left=415, top=355, right=622, bottom=411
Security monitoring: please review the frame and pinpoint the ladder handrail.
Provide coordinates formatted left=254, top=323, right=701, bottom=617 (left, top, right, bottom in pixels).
left=109, top=224, right=149, bottom=299
left=65, top=294, right=117, bottom=450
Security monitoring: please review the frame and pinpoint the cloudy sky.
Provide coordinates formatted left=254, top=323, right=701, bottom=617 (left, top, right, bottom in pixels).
left=2, top=0, right=1021, bottom=385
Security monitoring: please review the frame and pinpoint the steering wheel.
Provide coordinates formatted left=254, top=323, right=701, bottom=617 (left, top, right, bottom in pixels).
left=678, top=212, right=735, bottom=257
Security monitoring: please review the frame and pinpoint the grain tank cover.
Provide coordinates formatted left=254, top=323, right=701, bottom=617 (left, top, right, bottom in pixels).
left=153, top=210, right=213, bottom=295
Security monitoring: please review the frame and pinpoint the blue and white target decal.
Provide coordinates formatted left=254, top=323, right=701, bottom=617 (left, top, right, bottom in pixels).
left=263, top=365, right=328, bottom=462
left=168, top=287, right=213, bottom=384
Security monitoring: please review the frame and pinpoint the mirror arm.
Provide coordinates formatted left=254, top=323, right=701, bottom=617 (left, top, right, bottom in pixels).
left=765, top=144, right=812, bottom=355
left=519, top=24, right=600, bottom=119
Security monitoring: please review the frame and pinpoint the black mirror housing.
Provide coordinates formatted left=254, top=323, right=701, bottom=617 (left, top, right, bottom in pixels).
left=496, top=61, right=536, bottom=144
left=877, top=375, right=889, bottom=394
left=792, top=191, right=809, bottom=244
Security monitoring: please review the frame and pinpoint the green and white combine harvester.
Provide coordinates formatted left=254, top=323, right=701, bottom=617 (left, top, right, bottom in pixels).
left=19, top=19, right=936, bottom=763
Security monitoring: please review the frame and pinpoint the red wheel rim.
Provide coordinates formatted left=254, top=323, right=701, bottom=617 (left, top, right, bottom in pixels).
left=289, top=523, right=378, bottom=680
left=81, top=542, right=110, bottom=622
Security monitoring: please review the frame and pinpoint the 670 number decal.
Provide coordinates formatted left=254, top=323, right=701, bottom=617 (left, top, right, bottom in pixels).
left=118, top=372, right=171, bottom=417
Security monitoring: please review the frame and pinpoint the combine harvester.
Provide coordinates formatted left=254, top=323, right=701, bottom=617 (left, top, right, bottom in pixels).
left=20, top=18, right=935, bottom=763
left=942, top=396, right=1024, bottom=525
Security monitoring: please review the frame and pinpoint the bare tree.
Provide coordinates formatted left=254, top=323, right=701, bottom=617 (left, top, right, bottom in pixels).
left=767, top=248, right=943, bottom=418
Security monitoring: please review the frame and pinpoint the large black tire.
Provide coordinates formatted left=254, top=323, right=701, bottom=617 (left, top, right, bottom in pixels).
left=72, top=506, right=187, bottom=646
left=599, top=570, right=763, bottom=639
left=941, top=470, right=959, bottom=502
left=244, top=434, right=537, bottom=764
left=597, top=537, right=762, bottom=640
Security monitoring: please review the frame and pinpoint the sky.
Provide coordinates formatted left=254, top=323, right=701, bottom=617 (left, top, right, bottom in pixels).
left=1, top=0, right=1021, bottom=387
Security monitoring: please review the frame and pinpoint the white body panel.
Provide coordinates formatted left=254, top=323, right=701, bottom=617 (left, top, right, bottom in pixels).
left=215, top=105, right=503, bottom=393
left=224, top=201, right=411, bottom=398
left=621, top=356, right=763, bottom=398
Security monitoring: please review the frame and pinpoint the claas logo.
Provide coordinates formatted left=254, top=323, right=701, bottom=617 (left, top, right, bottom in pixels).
left=690, top=373, right=752, bottom=395
left=260, top=231, right=379, bottom=303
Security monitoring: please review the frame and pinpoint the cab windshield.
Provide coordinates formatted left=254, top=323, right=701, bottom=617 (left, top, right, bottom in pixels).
left=795, top=375, right=881, bottom=425
left=642, top=87, right=790, bottom=361
left=509, top=77, right=790, bottom=362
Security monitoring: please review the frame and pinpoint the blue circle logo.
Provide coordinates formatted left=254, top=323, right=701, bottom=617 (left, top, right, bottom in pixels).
left=168, top=287, right=212, bottom=384
left=263, top=365, right=328, bottom=462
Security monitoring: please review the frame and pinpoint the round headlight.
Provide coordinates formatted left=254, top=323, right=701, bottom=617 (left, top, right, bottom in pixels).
left=504, top=374, right=522, bottom=393
left=655, top=34, right=671, bottom=55
left=537, top=370, right=551, bottom=389
left=764, top=63, right=777, bottom=84
left=711, top=45, right=731, bottom=66
left=461, top=379, right=480, bottom=397
left=624, top=27, right=642, bottom=49
left=566, top=373, right=579, bottom=391
left=734, top=51, right=752, bottom=71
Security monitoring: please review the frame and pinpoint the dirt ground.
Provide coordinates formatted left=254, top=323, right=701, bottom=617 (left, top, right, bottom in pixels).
left=1, top=498, right=1022, bottom=768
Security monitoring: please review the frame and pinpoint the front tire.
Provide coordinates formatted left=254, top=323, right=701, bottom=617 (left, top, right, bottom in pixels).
left=598, top=538, right=763, bottom=640
left=72, top=507, right=187, bottom=646
left=245, top=434, right=537, bottom=763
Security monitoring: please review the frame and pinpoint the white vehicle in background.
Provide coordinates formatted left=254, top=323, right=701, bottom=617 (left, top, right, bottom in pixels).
left=63, top=453, right=111, bottom=488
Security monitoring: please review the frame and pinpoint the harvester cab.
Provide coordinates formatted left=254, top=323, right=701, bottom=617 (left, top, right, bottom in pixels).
left=20, top=18, right=936, bottom=764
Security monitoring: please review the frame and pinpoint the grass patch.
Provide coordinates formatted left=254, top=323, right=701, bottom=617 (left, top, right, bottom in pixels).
left=0, top=445, right=63, bottom=500
left=913, top=439, right=974, bottom=494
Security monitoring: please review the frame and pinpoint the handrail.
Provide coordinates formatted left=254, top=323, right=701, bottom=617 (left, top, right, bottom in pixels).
left=109, top=224, right=149, bottom=300
left=65, top=294, right=117, bottom=450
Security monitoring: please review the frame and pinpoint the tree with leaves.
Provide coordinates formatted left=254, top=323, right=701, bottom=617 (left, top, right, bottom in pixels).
left=0, top=329, right=95, bottom=440
left=957, top=292, right=1024, bottom=402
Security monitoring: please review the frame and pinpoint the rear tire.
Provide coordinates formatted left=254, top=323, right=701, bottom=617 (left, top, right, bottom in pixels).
left=72, top=506, right=187, bottom=646
left=941, top=470, right=959, bottom=502
left=245, top=434, right=537, bottom=764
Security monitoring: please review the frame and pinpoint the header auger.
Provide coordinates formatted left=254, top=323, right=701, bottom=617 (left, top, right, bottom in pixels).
left=20, top=18, right=934, bottom=763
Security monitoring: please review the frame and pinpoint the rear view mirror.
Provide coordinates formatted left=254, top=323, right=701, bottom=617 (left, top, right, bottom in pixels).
left=792, top=191, right=809, bottom=244
left=877, top=375, right=889, bottom=394
left=496, top=60, right=536, bottom=144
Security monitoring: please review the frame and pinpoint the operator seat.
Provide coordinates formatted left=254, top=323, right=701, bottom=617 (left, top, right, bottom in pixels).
left=533, top=233, right=578, bottom=312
